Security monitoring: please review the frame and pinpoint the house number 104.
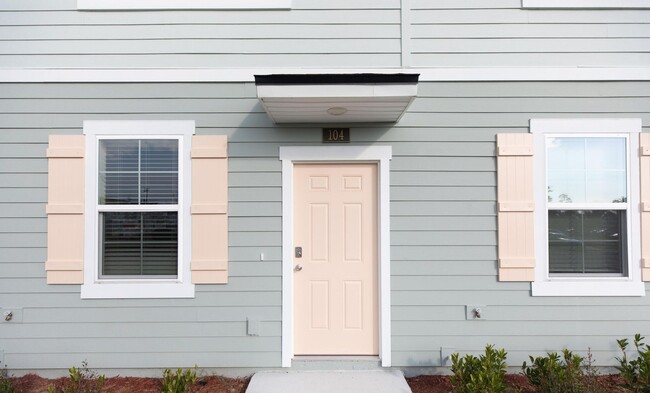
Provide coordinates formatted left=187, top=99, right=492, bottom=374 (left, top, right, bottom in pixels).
left=322, top=128, right=350, bottom=143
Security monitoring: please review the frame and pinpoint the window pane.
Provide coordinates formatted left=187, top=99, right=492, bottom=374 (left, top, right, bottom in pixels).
left=141, top=173, right=178, bottom=204
left=99, top=139, right=179, bottom=205
left=101, top=212, right=178, bottom=277
left=585, top=138, right=627, bottom=203
left=141, top=139, right=178, bottom=172
left=548, top=210, right=626, bottom=275
left=99, top=140, right=139, bottom=204
left=547, top=137, right=585, bottom=203
left=547, top=137, right=626, bottom=204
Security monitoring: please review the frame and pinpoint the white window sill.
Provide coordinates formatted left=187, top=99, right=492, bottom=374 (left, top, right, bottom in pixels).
left=522, top=0, right=650, bottom=8
left=81, top=282, right=195, bottom=299
left=77, top=0, right=291, bottom=10
left=532, top=280, right=646, bottom=296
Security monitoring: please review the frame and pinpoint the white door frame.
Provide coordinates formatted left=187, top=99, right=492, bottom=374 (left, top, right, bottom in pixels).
left=279, top=145, right=392, bottom=368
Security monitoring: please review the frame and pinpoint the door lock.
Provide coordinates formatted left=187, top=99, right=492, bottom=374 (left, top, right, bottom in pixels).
left=295, top=246, right=302, bottom=258
left=294, top=265, right=303, bottom=272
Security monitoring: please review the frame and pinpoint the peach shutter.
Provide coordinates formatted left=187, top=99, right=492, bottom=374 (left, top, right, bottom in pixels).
left=46, top=135, right=85, bottom=284
left=496, top=134, right=535, bottom=281
left=191, top=135, right=228, bottom=284
left=639, top=134, right=650, bottom=281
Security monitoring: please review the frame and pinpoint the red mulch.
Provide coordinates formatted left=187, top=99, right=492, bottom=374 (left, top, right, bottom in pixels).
left=9, top=374, right=250, bottom=393
left=407, top=375, right=453, bottom=393
left=9, top=372, right=629, bottom=393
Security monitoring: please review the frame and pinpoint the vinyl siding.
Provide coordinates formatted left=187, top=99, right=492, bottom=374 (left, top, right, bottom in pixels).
left=0, top=81, right=649, bottom=371
left=3, top=0, right=650, bottom=69
left=411, top=0, right=650, bottom=67
left=0, top=0, right=401, bottom=68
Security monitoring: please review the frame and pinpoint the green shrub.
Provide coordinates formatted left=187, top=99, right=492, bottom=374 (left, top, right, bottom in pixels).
left=0, top=366, right=16, bottom=393
left=521, top=349, right=585, bottom=393
left=161, top=366, right=197, bottom=393
left=450, top=344, right=508, bottom=393
left=616, top=334, right=650, bottom=392
left=47, top=361, right=105, bottom=393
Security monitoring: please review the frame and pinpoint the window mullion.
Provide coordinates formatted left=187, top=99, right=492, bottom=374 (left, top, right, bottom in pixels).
left=547, top=203, right=627, bottom=211
left=140, top=212, right=144, bottom=276
left=138, top=139, right=142, bottom=206
left=580, top=212, right=585, bottom=274
left=98, top=204, right=179, bottom=212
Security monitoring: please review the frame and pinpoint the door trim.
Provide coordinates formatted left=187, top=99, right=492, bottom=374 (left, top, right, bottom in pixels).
left=279, top=146, right=392, bottom=368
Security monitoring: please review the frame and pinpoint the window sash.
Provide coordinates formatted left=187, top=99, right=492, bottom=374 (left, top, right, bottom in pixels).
left=546, top=135, right=628, bottom=206
left=99, top=139, right=179, bottom=205
left=96, top=137, right=181, bottom=279
left=99, top=211, right=179, bottom=279
left=544, top=134, right=632, bottom=279
left=548, top=209, right=627, bottom=276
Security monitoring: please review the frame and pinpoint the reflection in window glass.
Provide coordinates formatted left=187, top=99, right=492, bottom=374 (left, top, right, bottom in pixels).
left=547, top=137, right=627, bottom=204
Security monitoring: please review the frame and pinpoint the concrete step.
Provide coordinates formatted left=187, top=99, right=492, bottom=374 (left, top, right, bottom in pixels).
left=291, top=357, right=381, bottom=371
left=246, top=370, right=412, bottom=393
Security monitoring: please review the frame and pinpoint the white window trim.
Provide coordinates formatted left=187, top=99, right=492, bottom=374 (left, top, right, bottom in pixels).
left=279, top=145, right=392, bottom=368
left=77, top=0, right=291, bottom=10
left=522, top=0, right=650, bottom=8
left=81, top=120, right=195, bottom=299
left=531, top=118, right=645, bottom=296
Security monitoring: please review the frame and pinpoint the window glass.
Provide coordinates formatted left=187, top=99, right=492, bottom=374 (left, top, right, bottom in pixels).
left=548, top=210, right=627, bottom=275
left=546, top=136, right=628, bottom=277
left=99, top=139, right=178, bottom=205
left=100, top=212, right=178, bottom=277
left=547, top=137, right=626, bottom=204
left=98, top=139, right=179, bottom=278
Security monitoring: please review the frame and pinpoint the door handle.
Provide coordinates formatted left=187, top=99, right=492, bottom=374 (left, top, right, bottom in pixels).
left=294, top=265, right=303, bottom=272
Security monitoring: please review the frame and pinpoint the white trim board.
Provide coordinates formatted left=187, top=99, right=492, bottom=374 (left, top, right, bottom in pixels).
left=2, top=67, right=649, bottom=83
left=78, top=0, right=291, bottom=10
left=279, top=146, right=392, bottom=368
left=400, top=0, right=412, bottom=68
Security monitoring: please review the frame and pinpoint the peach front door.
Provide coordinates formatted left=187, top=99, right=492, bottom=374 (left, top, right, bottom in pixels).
left=293, top=163, right=378, bottom=355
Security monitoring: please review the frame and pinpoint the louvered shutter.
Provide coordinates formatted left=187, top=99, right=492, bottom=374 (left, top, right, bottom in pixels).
left=496, top=134, right=535, bottom=281
left=191, top=135, right=228, bottom=284
left=639, top=133, right=650, bottom=281
left=46, top=135, right=85, bottom=284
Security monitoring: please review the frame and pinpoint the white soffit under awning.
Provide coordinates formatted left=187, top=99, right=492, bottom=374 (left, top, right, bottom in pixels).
left=254, top=73, right=419, bottom=124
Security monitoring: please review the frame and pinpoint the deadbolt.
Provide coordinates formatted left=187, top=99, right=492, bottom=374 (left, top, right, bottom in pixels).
left=295, top=246, right=302, bottom=258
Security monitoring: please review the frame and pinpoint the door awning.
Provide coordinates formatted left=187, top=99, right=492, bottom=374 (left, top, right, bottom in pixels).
left=254, top=73, right=419, bottom=124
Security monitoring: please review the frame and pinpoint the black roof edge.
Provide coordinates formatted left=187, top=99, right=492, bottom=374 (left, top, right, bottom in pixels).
left=254, top=73, right=419, bottom=85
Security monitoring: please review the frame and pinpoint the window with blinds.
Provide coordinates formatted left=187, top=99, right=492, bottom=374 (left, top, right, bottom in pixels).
left=546, top=136, right=629, bottom=276
left=98, top=139, right=180, bottom=278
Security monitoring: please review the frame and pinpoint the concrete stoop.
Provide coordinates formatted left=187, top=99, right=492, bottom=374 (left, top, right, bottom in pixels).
left=246, top=370, right=412, bottom=393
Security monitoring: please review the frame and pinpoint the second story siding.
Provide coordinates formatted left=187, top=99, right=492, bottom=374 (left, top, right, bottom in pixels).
left=410, top=0, right=650, bottom=68
left=0, top=0, right=401, bottom=68
left=2, top=0, right=649, bottom=70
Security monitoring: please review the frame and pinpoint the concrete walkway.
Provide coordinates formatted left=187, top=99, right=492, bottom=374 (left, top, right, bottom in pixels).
left=246, top=370, right=412, bottom=393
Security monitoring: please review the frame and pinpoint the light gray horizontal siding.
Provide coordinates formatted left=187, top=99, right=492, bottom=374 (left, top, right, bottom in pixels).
left=411, top=2, right=650, bottom=67
left=0, top=81, right=649, bottom=373
left=4, top=0, right=649, bottom=69
left=5, top=352, right=280, bottom=370
left=0, top=1, right=400, bottom=68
